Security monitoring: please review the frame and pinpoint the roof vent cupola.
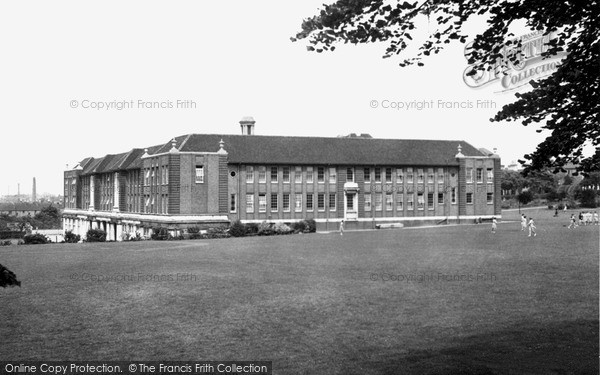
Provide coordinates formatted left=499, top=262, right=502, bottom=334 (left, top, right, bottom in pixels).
left=239, top=116, right=255, bottom=135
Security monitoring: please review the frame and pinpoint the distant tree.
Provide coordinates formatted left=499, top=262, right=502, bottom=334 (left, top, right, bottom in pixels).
left=518, top=190, right=534, bottom=205
left=501, top=170, right=525, bottom=195
left=578, top=190, right=598, bottom=208
left=294, top=1, right=599, bottom=174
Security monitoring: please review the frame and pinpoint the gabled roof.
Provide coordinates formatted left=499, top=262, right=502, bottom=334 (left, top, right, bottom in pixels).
left=76, top=134, right=486, bottom=175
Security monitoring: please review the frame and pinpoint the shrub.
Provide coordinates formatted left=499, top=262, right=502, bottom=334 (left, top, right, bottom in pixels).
left=0, top=240, right=12, bottom=246
left=0, top=231, right=25, bottom=240
left=204, top=227, right=230, bottom=239
left=245, top=222, right=259, bottom=236
left=150, top=227, right=171, bottom=241
left=557, top=203, right=565, bottom=210
left=290, top=220, right=307, bottom=233
left=305, top=218, right=317, bottom=233
left=258, top=221, right=275, bottom=236
left=86, top=229, right=106, bottom=242
left=23, top=233, right=50, bottom=245
left=229, top=220, right=246, bottom=237
left=64, top=230, right=81, bottom=243
left=273, top=222, right=292, bottom=235
left=548, top=204, right=554, bottom=210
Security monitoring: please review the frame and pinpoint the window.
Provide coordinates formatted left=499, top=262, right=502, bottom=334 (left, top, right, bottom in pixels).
left=466, top=192, right=473, bottom=204
left=270, top=194, right=278, bottom=211
left=151, top=169, right=155, bottom=185
left=396, top=168, right=403, bottom=184
left=364, top=168, right=371, bottom=183
left=258, top=166, right=266, bottom=183
left=375, top=193, right=383, bottom=211
left=385, top=193, right=393, bottom=211
left=306, top=194, right=314, bottom=211
left=487, top=192, right=494, bottom=204
left=283, top=194, right=290, bottom=212
left=385, top=168, right=392, bottom=183
left=407, top=194, right=414, bottom=210
left=374, top=168, right=381, bottom=182
left=329, top=193, right=336, bottom=211
left=438, top=193, right=444, bottom=204
left=397, top=193, right=403, bottom=210
left=487, top=168, right=493, bottom=183
left=246, top=194, right=254, bottom=213
left=306, top=167, right=314, bottom=183
left=427, top=193, right=434, bottom=210
left=451, top=188, right=457, bottom=204
left=417, top=169, right=424, bottom=184
left=417, top=193, right=424, bottom=210
left=294, top=194, right=302, bottom=212
left=295, top=166, right=302, bottom=183
left=317, top=167, right=325, bottom=183
left=164, top=166, right=169, bottom=184
left=230, top=194, right=236, bottom=213
left=476, top=168, right=483, bottom=183
left=407, top=168, right=414, bottom=184
left=283, top=167, right=290, bottom=183
left=246, top=166, right=254, bottom=183
left=145, top=195, right=150, bottom=213
left=317, top=193, right=325, bottom=211
left=365, top=194, right=372, bottom=211
left=427, top=169, right=434, bottom=184
left=347, top=168, right=354, bottom=182
left=271, top=167, right=278, bottom=183
left=145, top=169, right=150, bottom=186
left=259, top=194, right=267, bottom=212
left=437, top=168, right=444, bottom=184
left=329, top=167, right=337, bottom=183
left=195, top=166, right=204, bottom=183
left=466, top=168, right=473, bottom=183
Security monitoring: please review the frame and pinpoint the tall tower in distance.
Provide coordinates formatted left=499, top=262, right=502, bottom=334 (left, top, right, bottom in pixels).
left=32, top=177, right=37, bottom=202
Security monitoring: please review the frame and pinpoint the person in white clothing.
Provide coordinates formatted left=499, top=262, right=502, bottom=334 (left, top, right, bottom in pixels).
left=521, top=214, right=527, bottom=231
left=528, top=217, right=537, bottom=237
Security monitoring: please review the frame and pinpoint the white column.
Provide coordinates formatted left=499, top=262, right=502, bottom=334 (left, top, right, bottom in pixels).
left=89, top=176, right=95, bottom=211
left=116, top=223, right=123, bottom=241
left=113, top=172, right=120, bottom=212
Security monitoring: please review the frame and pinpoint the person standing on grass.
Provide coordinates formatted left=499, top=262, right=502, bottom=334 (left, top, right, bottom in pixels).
left=568, top=214, right=577, bottom=229
left=528, top=217, right=537, bottom=237
left=339, top=220, right=344, bottom=236
left=491, top=217, right=497, bottom=233
left=521, top=214, right=527, bottom=231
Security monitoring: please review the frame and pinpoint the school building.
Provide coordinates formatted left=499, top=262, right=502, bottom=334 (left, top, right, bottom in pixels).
left=62, top=117, right=501, bottom=240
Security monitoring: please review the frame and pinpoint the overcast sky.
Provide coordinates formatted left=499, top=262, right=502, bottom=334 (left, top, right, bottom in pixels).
left=1, top=1, right=563, bottom=196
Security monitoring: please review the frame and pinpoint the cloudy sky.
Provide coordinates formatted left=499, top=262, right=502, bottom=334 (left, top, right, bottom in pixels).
left=1, top=1, right=559, bottom=196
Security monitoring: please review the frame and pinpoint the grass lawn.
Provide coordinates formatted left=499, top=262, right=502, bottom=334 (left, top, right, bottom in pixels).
left=1, top=208, right=598, bottom=374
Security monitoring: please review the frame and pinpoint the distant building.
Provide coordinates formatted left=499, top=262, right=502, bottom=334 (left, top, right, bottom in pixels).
left=62, top=117, right=502, bottom=240
left=0, top=202, right=44, bottom=217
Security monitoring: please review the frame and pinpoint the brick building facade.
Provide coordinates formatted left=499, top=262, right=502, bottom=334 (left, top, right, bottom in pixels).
left=62, top=118, right=501, bottom=240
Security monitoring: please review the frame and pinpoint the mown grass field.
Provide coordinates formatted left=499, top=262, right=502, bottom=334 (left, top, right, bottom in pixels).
left=1, top=208, right=598, bottom=374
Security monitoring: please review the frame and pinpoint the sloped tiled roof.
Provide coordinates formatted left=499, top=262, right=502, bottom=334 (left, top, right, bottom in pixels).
left=77, top=134, right=485, bottom=175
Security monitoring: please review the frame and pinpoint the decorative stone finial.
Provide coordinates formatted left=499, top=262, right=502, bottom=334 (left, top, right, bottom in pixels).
left=217, top=139, right=228, bottom=155
left=169, top=138, right=179, bottom=153
left=455, top=144, right=464, bottom=158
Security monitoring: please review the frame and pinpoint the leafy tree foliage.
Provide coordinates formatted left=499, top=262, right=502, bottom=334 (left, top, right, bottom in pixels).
left=518, top=190, right=534, bottom=205
left=293, top=1, right=599, bottom=174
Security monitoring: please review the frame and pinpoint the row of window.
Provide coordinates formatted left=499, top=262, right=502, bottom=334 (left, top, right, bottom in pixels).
left=143, top=194, right=169, bottom=214
left=240, top=193, right=337, bottom=213
left=144, top=165, right=169, bottom=186
left=242, top=166, right=450, bottom=184
left=232, top=191, right=494, bottom=213
left=466, top=168, right=494, bottom=183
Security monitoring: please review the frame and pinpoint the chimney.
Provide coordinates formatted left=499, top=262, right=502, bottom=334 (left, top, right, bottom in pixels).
left=239, top=116, right=255, bottom=135
left=32, top=177, right=37, bottom=202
